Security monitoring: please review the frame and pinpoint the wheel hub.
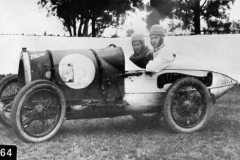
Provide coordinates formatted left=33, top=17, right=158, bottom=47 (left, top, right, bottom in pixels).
left=183, top=100, right=191, bottom=107
left=35, top=105, right=44, bottom=113
left=176, top=99, right=194, bottom=117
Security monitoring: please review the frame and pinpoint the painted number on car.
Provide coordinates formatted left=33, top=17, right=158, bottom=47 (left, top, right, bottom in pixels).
left=30, top=53, right=46, bottom=60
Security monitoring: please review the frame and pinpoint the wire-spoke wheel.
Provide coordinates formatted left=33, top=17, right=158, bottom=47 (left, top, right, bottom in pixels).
left=0, top=74, right=18, bottom=127
left=164, top=77, right=212, bottom=133
left=11, top=80, right=66, bottom=143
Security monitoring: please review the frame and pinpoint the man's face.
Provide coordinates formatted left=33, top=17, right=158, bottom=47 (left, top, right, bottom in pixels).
left=150, top=35, right=162, bottom=48
left=132, top=41, right=143, bottom=54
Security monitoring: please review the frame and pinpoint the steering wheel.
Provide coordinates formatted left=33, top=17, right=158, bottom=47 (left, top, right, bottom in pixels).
left=107, top=44, right=117, bottom=48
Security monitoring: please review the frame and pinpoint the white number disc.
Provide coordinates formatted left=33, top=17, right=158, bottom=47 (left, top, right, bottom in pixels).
left=59, top=54, right=96, bottom=89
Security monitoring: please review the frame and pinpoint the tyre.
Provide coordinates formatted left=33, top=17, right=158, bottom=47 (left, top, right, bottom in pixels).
left=132, top=112, right=163, bottom=122
left=11, top=80, right=66, bottom=143
left=164, top=77, right=212, bottom=133
left=0, top=74, right=18, bottom=127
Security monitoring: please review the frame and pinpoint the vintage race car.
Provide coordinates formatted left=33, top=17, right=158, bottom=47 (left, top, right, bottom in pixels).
left=0, top=45, right=238, bottom=143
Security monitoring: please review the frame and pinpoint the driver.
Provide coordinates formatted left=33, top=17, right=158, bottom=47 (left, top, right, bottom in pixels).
left=146, top=25, right=175, bottom=72
left=129, top=32, right=153, bottom=69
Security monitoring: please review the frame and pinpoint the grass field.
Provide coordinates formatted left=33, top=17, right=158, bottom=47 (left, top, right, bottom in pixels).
left=1, top=85, right=240, bottom=160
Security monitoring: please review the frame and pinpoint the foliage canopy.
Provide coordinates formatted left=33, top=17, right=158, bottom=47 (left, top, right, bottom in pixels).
left=147, top=0, right=235, bottom=34
left=38, top=0, right=143, bottom=37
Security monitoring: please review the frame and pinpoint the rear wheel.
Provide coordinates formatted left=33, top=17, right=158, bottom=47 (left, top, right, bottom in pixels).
left=164, top=77, right=212, bottom=133
left=0, top=74, right=18, bottom=127
left=11, top=80, right=66, bottom=143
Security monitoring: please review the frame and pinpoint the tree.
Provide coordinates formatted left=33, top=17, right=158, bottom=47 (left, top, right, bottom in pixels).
left=127, top=29, right=134, bottom=37
left=206, top=18, right=232, bottom=34
left=38, top=0, right=143, bottom=37
left=146, top=0, right=174, bottom=30
left=147, top=0, right=235, bottom=35
left=231, top=20, right=240, bottom=34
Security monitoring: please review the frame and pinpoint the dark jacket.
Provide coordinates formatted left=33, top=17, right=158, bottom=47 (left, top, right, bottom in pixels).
left=129, top=46, right=153, bottom=69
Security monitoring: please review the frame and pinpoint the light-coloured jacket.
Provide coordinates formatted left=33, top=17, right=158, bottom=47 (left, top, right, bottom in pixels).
left=146, top=44, right=175, bottom=72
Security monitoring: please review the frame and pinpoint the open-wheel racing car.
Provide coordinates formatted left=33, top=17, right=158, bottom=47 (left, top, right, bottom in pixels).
left=0, top=45, right=238, bottom=143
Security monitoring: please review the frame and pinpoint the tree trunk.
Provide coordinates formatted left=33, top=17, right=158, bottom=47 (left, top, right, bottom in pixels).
left=92, top=16, right=96, bottom=37
left=78, top=16, right=84, bottom=37
left=67, top=25, right=72, bottom=37
left=73, top=20, right=77, bottom=36
left=193, top=0, right=201, bottom=35
left=83, top=18, right=89, bottom=36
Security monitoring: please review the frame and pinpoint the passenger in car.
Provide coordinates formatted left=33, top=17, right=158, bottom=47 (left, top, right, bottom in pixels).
left=146, top=25, right=175, bottom=72
left=129, top=32, right=153, bottom=69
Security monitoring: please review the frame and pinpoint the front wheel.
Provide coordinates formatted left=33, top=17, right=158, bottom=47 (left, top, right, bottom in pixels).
left=164, top=77, right=212, bottom=133
left=11, top=80, right=66, bottom=143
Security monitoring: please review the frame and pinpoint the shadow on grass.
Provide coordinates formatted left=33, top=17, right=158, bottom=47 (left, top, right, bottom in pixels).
left=59, top=116, right=170, bottom=136
left=56, top=103, right=240, bottom=140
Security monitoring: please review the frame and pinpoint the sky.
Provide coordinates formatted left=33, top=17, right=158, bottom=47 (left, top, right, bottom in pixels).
left=0, top=0, right=66, bottom=36
left=0, top=0, right=240, bottom=36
